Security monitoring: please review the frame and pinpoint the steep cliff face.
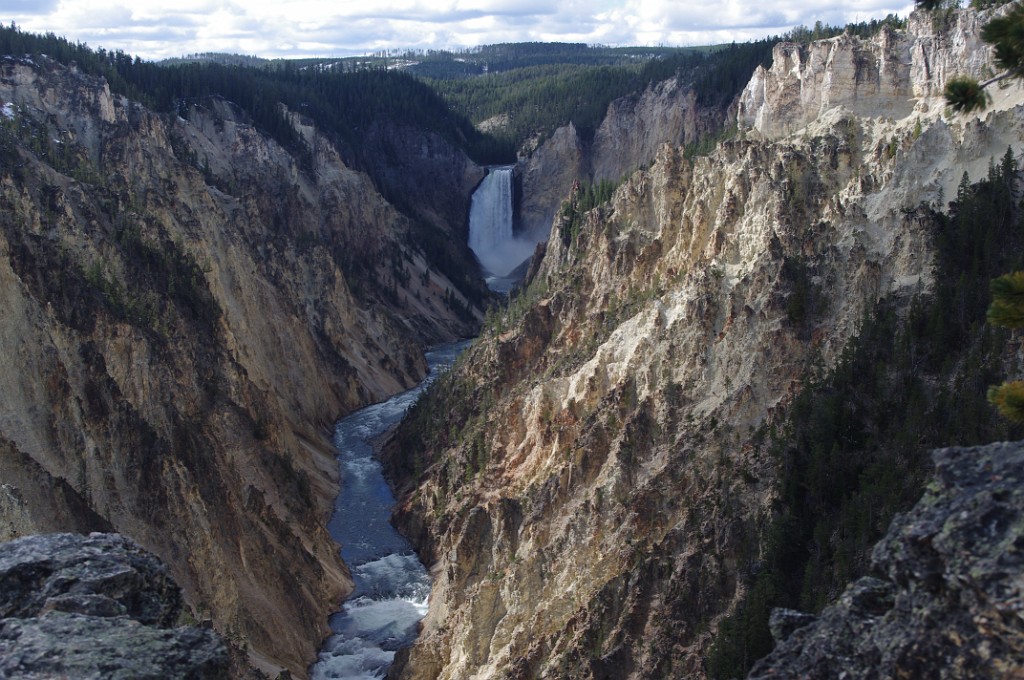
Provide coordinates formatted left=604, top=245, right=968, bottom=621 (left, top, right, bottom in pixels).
left=590, top=77, right=728, bottom=183
left=359, top=119, right=486, bottom=241
left=0, top=56, right=483, bottom=676
left=738, top=8, right=1015, bottom=139
left=518, top=124, right=586, bottom=241
left=518, top=77, right=728, bottom=240
left=386, top=8, right=1024, bottom=679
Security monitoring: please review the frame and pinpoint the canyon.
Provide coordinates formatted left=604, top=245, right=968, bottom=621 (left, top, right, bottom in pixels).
left=1, top=4, right=1023, bottom=680
left=0, top=53, right=484, bottom=676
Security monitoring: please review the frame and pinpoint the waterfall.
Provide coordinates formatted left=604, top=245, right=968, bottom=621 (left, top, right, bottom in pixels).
left=468, top=166, right=536, bottom=283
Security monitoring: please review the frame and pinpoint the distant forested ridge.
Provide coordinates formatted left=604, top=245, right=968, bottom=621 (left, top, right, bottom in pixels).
left=422, top=41, right=777, bottom=151
left=414, top=16, right=908, bottom=153
left=158, top=52, right=269, bottom=68
left=405, top=42, right=699, bottom=77
left=0, top=23, right=513, bottom=164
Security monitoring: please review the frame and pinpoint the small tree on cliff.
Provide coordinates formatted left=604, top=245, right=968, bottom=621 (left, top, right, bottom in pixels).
left=987, top=271, right=1024, bottom=422
left=915, top=0, right=1024, bottom=112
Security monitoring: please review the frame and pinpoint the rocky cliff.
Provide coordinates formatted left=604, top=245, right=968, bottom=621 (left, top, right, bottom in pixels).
left=738, top=10, right=1004, bottom=139
left=517, top=123, right=586, bottom=242
left=517, top=77, right=729, bottom=240
left=0, top=532, right=229, bottom=679
left=747, top=440, right=1024, bottom=680
left=0, top=55, right=484, bottom=676
left=359, top=119, right=486, bottom=243
left=385, top=7, right=1024, bottom=679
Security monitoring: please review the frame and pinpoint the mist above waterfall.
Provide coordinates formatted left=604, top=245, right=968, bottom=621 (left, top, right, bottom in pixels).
left=468, top=167, right=538, bottom=281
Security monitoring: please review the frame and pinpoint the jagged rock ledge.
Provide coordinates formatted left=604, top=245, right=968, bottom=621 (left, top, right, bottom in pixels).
left=748, top=440, right=1024, bottom=679
left=0, top=532, right=230, bottom=679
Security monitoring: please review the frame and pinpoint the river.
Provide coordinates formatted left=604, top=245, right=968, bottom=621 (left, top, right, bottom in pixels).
left=311, top=340, right=470, bottom=679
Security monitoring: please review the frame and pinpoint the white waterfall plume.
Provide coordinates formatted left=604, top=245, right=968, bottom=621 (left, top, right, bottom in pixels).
left=468, top=166, right=536, bottom=280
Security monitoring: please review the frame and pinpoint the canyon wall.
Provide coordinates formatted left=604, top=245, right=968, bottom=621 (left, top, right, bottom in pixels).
left=360, top=119, right=486, bottom=242
left=386, top=7, right=1024, bottom=679
left=0, top=56, right=483, bottom=676
left=738, top=10, right=1003, bottom=139
left=518, top=77, right=729, bottom=241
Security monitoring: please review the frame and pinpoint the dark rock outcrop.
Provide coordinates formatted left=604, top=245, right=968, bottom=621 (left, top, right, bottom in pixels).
left=748, top=441, right=1024, bottom=680
left=0, top=614, right=227, bottom=679
left=0, top=532, right=229, bottom=679
left=0, top=532, right=180, bottom=624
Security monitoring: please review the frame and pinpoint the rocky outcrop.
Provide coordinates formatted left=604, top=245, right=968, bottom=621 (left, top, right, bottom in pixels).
left=0, top=532, right=229, bottom=679
left=385, top=8, right=1024, bottom=680
left=0, top=54, right=483, bottom=676
left=747, top=440, right=1024, bottom=680
left=517, top=77, right=728, bottom=241
left=360, top=119, right=486, bottom=241
left=591, top=77, right=727, bottom=183
left=738, top=6, right=1018, bottom=139
left=518, top=123, right=586, bottom=240
left=738, top=27, right=913, bottom=139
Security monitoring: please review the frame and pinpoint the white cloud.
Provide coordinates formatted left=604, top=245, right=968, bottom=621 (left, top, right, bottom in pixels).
left=2, top=0, right=916, bottom=60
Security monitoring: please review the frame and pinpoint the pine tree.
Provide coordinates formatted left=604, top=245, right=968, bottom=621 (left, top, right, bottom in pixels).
left=988, top=270, right=1024, bottom=328
left=916, top=0, right=1024, bottom=112
left=985, top=239, right=1024, bottom=423
left=988, top=380, right=1024, bottom=422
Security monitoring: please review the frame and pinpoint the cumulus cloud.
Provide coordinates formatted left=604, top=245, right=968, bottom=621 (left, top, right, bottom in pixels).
left=2, top=0, right=916, bottom=60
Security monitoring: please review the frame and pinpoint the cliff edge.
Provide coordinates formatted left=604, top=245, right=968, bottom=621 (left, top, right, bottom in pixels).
left=748, top=440, right=1024, bottom=680
left=0, top=532, right=229, bottom=679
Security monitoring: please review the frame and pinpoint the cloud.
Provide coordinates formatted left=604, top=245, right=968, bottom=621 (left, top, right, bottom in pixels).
left=5, top=0, right=918, bottom=60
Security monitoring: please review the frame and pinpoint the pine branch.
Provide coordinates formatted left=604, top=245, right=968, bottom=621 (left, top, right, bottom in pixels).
left=988, top=271, right=1024, bottom=329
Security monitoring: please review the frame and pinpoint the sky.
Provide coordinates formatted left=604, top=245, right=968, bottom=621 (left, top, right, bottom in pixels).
left=0, top=0, right=916, bottom=61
